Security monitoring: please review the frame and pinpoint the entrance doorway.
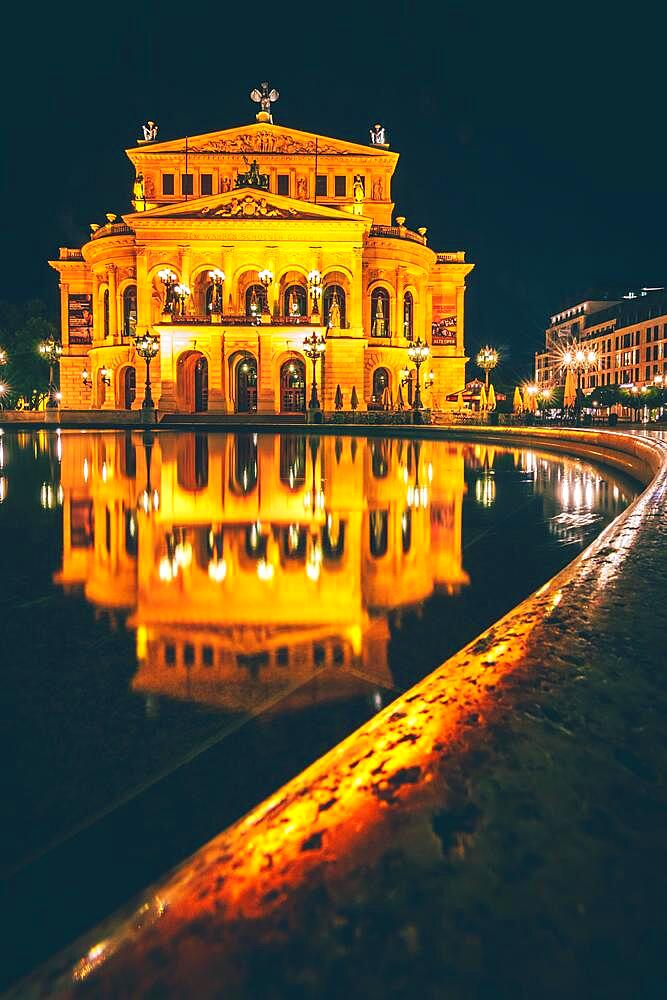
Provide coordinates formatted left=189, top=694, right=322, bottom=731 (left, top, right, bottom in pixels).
left=123, top=366, right=136, bottom=409
left=280, top=358, right=306, bottom=413
left=236, top=354, right=258, bottom=413
left=194, top=356, right=208, bottom=412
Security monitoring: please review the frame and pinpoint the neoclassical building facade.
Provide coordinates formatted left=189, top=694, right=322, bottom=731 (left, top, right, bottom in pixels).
left=50, top=108, right=473, bottom=415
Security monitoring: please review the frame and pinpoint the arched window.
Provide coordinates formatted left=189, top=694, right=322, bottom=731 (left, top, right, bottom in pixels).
left=280, top=435, right=306, bottom=487
left=403, top=291, right=414, bottom=340
left=401, top=509, right=412, bottom=553
left=323, top=285, right=346, bottom=328
left=372, top=367, right=390, bottom=401
left=371, top=441, right=389, bottom=479
left=230, top=434, right=258, bottom=495
left=323, top=519, right=346, bottom=561
left=369, top=510, right=388, bottom=558
left=103, top=289, right=110, bottom=339
left=283, top=284, right=307, bottom=320
left=177, top=434, right=209, bottom=491
left=245, top=284, right=267, bottom=318
left=371, top=288, right=390, bottom=337
left=123, top=285, right=137, bottom=338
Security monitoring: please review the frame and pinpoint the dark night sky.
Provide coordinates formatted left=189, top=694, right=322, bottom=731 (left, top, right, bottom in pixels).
left=2, top=1, right=665, bottom=380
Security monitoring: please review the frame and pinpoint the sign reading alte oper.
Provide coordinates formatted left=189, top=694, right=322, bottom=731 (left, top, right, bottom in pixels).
left=50, top=87, right=474, bottom=415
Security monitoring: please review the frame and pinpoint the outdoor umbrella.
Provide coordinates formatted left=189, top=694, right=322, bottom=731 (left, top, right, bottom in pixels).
left=381, top=385, right=392, bottom=410
left=487, top=383, right=497, bottom=411
left=522, top=386, right=532, bottom=412
left=513, top=386, right=523, bottom=413
left=563, top=369, right=576, bottom=409
left=479, top=384, right=488, bottom=411
left=396, top=383, right=405, bottom=409
left=457, top=391, right=464, bottom=410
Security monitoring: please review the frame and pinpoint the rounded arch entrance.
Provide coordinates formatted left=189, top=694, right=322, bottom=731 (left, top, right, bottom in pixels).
left=118, top=364, right=137, bottom=409
left=176, top=350, right=209, bottom=413
left=231, top=350, right=258, bottom=413
left=279, top=355, right=306, bottom=413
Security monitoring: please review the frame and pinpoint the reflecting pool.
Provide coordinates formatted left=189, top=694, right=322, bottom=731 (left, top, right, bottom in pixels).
left=0, top=429, right=638, bottom=987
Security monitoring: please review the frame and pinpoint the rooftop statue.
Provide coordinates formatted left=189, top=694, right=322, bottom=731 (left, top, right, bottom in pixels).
left=250, top=82, right=279, bottom=124
left=141, top=120, right=159, bottom=142
left=369, top=123, right=388, bottom=146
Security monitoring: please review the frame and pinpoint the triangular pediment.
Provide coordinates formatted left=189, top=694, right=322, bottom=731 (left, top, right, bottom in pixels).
left=125, top=187, right=371, bottom=224
left=126, top=121, right=397, bottom=161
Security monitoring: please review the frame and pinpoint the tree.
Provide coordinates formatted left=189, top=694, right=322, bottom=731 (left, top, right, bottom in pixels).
left=0, top=300, right=57, bottom=408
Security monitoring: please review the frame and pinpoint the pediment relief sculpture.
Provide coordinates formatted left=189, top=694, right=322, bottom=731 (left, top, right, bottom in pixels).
left=200, top=195, right=298, bottom=219
left=188, top=132, right=348, bottom=155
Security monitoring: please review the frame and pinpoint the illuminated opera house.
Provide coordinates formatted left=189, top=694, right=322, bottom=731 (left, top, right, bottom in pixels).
left=49, top=86, right=473, bottom=416
left=52, top=431, right=469, bottom=712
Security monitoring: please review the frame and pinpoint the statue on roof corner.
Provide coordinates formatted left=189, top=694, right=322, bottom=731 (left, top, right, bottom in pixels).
left=250, top=82, right=279, bottom=124
left=141, top=121, right=159, bottom=142
left=369, top=123, right=388, bottom=146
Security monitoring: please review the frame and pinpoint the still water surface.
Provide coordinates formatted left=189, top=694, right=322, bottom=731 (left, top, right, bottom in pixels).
left=0, top=429, right=638, bottom=985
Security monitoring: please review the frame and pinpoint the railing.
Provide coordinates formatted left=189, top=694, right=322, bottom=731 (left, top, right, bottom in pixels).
left=58, top=248, right=84, bottom=261
left=91, top=223, right=135, bottom=240
left=162, top=314, right=327, bottom=328
left=436, top=251, right=466, bottom=264
left=368, top=225, right=427, bottom=246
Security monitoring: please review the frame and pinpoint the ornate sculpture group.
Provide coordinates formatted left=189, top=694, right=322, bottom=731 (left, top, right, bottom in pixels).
left=235, top=158, right=269, bottom=191
left=141, top=121, right=159, bottom=142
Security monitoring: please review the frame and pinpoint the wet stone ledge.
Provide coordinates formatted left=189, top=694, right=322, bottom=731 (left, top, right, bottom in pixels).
left=14, top=430, right=667, bottom=1000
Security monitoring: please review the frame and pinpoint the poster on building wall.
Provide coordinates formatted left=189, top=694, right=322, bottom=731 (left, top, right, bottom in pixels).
left=68, top=294, right=93, bottom=344
left=431, top=315, right=457, bottom=346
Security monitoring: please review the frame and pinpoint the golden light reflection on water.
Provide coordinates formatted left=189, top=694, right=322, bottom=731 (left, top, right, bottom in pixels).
left=49, top=432, right=472, bottom=714
left=10, top=430, right=631, bottom=720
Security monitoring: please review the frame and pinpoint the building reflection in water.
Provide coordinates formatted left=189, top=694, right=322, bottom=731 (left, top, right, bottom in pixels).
left=52, top=431, right=470, bottom=716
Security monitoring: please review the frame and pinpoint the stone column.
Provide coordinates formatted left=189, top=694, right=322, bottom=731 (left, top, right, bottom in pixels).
left=207, top=331, right=227, bottom=412
left=257, top=329, right=276, bottom=413
left=136, top=248, right=150, bottom=331
left=60, top=282, right=70, bottom=348
left=456, top=283, right=465, bottom=353
left=107, top=265, right=118, bottom=342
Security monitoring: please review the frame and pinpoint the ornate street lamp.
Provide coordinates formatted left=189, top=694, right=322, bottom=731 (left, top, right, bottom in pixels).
left=80, top=367, right=93, bottom=389
left=258, top=269, right=273, bottom=317
left=476, top=345, right=499, bottom=390
left=303, top=331, right=326, bottom=410
left=158, top=268, right=178, bottom=314
left=172, top=283, right=191, bottom=319
left=99, top=365, right=112, bottom=387
left=208, top=269, right=225, bottom=315
left=404, top=337, right=432, bottom=411
left=561, top=343, right=598, bottom=422
left=38, top=336, right=63, bottom=409
left=307, top=269, right=322, bottom=318
left=134, top=329, right=160, bottom=415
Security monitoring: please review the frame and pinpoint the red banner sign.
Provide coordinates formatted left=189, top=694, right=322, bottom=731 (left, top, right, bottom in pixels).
left=431, top=316, right=457, bottom=346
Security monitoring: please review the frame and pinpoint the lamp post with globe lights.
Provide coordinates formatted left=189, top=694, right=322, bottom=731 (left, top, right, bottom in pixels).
left=134, top=330, right=160, bottom=421
left=39, top=337, right=63, bottom=409
left=208, top=269, right=225, bottom=317
left=401, top=337, right=433, bottom=413
left=258, top=269, right=273, bottom=320
left=476, top=346, right=499, bottom=390
left=303, top=331, right=326, bottom=412
left=158, top=268, right=178, bottom=315
left=562, top=344, right=598, bottom=423
left=307, top=270, right=322, bottom=320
